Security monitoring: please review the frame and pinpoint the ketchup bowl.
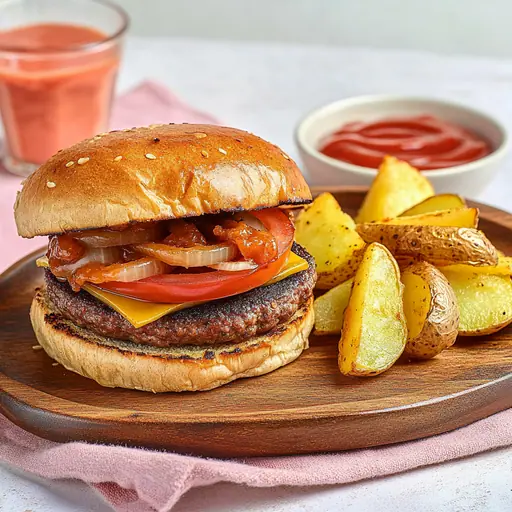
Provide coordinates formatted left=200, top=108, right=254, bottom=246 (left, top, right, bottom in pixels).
left=295, top=95, right=509, bottom=198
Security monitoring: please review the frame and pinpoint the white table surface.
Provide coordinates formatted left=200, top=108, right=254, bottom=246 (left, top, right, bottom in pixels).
left=1, top=36, right=512, bottom=511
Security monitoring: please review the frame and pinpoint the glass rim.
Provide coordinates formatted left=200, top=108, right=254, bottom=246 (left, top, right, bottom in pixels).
left=0, top=0, right=129, bottom=55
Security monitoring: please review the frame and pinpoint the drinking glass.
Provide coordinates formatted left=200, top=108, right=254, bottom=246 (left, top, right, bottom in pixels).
left=0, top=0, right=129, bottom=176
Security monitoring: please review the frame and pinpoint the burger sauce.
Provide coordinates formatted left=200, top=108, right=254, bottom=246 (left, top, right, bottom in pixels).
left=0, top=23, right=121, bottom=167
left=319, top=115, right=491, bottom=170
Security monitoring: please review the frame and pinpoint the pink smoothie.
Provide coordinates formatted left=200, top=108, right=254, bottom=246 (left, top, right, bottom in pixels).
left=0, top=23, right=121, bottom=165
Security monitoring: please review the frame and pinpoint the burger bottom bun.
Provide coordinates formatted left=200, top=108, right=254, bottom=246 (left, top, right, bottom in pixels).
left=31, top=289, right=314, bottom=392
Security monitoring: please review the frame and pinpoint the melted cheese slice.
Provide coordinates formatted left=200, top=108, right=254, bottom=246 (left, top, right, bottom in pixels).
left=38, top=253, right=308, bottom=329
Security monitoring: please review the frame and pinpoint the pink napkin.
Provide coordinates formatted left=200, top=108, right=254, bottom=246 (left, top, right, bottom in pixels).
left=1, top=411, right=511, bottom=512
left=1, top=80, right=511, bottom=512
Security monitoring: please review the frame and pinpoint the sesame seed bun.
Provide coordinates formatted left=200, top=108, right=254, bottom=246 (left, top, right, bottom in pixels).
left=14, top=124, right=312, bottom=238
left=31, top=288, right=313, bottom=392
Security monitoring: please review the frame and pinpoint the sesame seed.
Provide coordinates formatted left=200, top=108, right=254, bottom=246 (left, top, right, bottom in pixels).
left=194, top=132, right=207, bottom=139
left=282, top=153, right=290, bottom=160
left=52, top=362, right=59, bottom=367
left=218, top=148, right=227, bottom=155
left=93, top=135, right=102, bottom=141
left=32, top=345, right=43, bottom=350
left=113, top=155, right=123, bottom=162
left=153, top=137, right=160, bottom=142
left=46, top=181, right=56, bottom=188
left=149, top=124, right=161, bottom=129
left=65, top=161, right=74, bottom=168
left=145, top=153, right=157, bottom=160
left=77, top=157, right=90, bottom=165
left=201, top=150, right=209, bottom=158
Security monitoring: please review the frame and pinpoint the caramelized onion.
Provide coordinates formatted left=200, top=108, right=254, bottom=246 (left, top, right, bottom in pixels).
left=133, top=243, right=238, bottom=268
left=73, top=224, right=163, bottom=248
left=51, top=246, right=123, bottom=277
left=71, top=257, right=169, bottom=290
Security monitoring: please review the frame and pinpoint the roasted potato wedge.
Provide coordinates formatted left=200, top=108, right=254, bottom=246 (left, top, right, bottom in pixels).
left=400, top=194, right=466, bottom=216
left=378, top=208, right=478, bottom=228
left=402, top=262, right=459, bottom=359
left=338, top=243, right=407, bottom=376
left=296, top=192, right=366, bottom=289
left=356, top=224, right=498, bottom=267
left=313, top=278, right=353, bottom=335
left=440, top=270, right=512, bottom=335
left=440, top=255, right=512, bottom=276
left=356, top=156, right=434, bottom=223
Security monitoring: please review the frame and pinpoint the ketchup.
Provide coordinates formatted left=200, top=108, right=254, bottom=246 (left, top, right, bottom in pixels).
left=213, top=221, right=278, bottom=265
left=47, top=235, right=85, bottom=269
left=319, top=115, right=491, bottom=170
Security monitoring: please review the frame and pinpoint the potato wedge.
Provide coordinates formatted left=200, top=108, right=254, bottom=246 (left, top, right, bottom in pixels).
left=313, top=278, right=353, bottom=335
left=338, top=243, right=407, bottom=376
left=356, top=156, right=434, bottom=223
left=440, top=270, right=512, bottom=335
left=356, top=224, right=498, bottom=267
left=295, top=192, right=366, bottom=289
left=377, top=208, right=478, bottom=228
left=402, top=262, right=459, bottom=359
left=400, top=194, right=466, bottom=216
left=439, top=255, right=512, bottom=276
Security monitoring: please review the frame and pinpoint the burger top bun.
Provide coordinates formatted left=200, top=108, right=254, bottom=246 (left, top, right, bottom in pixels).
left=15, top=124, right=312, bottom=238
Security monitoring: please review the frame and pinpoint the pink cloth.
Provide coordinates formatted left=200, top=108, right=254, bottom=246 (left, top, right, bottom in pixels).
left=1, top=411, right=511, bottom=512
left=0, top=81, right=510, bottom=512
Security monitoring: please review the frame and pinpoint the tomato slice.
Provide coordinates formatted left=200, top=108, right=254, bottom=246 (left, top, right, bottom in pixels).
left=99, top=208, right=294, bottom=303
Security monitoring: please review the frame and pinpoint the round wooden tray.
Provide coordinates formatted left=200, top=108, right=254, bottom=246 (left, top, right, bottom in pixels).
left=0, top=190, right=510, bottom=457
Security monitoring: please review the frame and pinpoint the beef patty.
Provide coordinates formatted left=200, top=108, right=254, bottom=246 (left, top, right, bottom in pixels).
left=45, top=243, right=316, bottom=347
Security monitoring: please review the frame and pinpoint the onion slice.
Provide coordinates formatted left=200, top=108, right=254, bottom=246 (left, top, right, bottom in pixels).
left=51, top=246, right=123, bottom=276
left=233, top=212, right=267, bottom=232
left=91, top=258, right=169, bottom=283
left=73, top=224, right=163, bottom=247
left=72, top=257, right=169, bottom=289
left=133, top=242, right=238, bottom=268
left=208, top=260, right=258, bottom=271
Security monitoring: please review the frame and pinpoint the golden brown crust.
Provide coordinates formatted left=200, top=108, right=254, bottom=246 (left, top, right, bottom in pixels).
left=15, top=124, right=312, bottom=238
left=356, top=224, right=498, bottom=267
left=30, top=289, right=313, bottom=392
left=402, top=262, right=459, bottom=360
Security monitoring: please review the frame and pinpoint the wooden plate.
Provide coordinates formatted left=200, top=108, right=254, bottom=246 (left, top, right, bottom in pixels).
left=1, top=189, right=511, bottom=457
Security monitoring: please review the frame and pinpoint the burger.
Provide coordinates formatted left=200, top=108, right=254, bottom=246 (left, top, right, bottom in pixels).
left=14, top=124, right=316, bottom=392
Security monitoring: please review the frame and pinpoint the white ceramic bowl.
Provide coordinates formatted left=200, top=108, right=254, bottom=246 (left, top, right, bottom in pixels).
left=295, top=95, right=509, bottom=198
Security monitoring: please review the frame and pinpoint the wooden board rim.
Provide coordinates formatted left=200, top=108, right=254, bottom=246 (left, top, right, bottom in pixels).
left=1, top=190, right=510, bottom=456
left=2, top=363, right=509, bottom=424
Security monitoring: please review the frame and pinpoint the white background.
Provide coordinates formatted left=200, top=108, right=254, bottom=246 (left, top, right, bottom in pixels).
left=118, top=0, right=511, bottom=57
left=1, top=1, right=512, bottom=510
